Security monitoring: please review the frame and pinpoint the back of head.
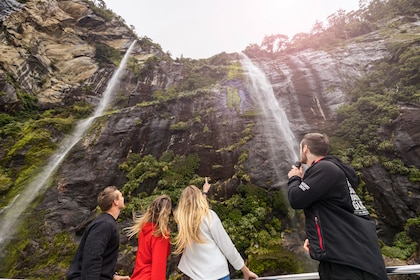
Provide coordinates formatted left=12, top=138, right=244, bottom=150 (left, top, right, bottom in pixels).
left=176, top=185, right=208, bottom=216
left=98, top=186, right=118, bottom=212
left=173, top=185, right=209, bottom=254
left=150, top=194, right=172, bottom=222
left=125, top=194, right=172, bottom=239
left=301, top=133, right=329, bottom=157
left=149, top=194, right=172, bottom=237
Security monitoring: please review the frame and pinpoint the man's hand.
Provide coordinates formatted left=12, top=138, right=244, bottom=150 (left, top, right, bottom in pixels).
left=114, top=275, right=130, bottom=280
left=303, top=239, right=310, bottom=253
left=288, top=164, right=303, bottom=179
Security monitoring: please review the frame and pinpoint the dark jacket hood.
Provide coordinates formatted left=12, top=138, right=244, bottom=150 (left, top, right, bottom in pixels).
left=323, top=155, right=358, bottom=189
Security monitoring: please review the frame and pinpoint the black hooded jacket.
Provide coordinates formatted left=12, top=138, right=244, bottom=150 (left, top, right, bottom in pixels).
left=288, top=156, right=387, bottom=279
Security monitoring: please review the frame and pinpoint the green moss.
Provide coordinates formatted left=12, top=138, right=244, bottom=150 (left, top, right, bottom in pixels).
left=382, top=159, right=411, bottom=175
left=247, top=229, right=304, bottom=275
left=196, top=144, right=213, bottom=149
left=0, top=168, right=13, bottom=193
left=226, top=87, right=240, bottom=112
left=202, top=124, right=210, bottom=133
left=177, top=63, right=227, bottom=91
left=169, top=121, right=189, bottom=131
left=382, top=231, right=416, bottom=260
left=17, top=90, right=38, bottom=111
left=94, top=43, right=122, bottom=66
left=238, top=150, right=248, bottom=164
left=227, top=61, right=244, bottom=80
left=119, top=151, right=201, bottom=217
left=192, top=115, right=201, bottom=123
left=71, top=100, right=95, bottom=119
left=212, top=164, right=223, bottom=169
left=3, top=211, right=78, bottom=279
left=241, top=110, right=261, bottom=117
left=0, top=113, right=14, bottom=126
left=242, top=124, right=254, bottom=136
left=85, top=0, right=115, bottom=21
left=248, top=250, right=304, bottom=276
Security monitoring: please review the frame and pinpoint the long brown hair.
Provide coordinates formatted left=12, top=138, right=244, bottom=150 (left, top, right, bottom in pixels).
left=124, top=195, right=172, bottom=239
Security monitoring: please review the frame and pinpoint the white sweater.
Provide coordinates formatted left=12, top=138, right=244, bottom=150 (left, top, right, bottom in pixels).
left=178, top=210, right=245, bottom=280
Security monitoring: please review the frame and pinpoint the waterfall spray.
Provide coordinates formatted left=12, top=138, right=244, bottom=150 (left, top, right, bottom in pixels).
left=241, top=53, right=317, bottom=270
left=240, top=53, right=299, bottom=168
left=0, top=40, right=137, bottom=253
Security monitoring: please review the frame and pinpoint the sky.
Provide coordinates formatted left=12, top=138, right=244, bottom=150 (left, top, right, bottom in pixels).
left=103, top=0, right=360, bottom=59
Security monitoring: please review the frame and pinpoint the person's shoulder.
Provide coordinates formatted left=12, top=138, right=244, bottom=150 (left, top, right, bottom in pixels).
left=205, top=210, right=221, bottom=229
left=141, top=222, right=155, bottom=235
left=93, top=213, right=117, bottom=228
left=322, top=156, right=358, bottom=184
left=311, top=159, right=343, bottom=176
left=208, top=209, right=221, bottom=222
left=97, top=212, right=115, bottom=221
left=209, top=209, right=218, bottom=216
left=318, top=157, right=341, bottom=168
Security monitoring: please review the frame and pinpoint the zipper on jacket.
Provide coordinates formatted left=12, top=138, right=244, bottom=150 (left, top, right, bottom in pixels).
left=315, top=216, right=324, bottom=250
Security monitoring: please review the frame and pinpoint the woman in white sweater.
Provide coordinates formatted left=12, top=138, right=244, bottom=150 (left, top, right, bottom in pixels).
left=173, top=183, right=258, bottom=280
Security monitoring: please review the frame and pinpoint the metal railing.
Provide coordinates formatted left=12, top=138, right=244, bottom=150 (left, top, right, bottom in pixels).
left=233, top=264, right=420, bottom=279
left=1, top=264, right=419, bottom=280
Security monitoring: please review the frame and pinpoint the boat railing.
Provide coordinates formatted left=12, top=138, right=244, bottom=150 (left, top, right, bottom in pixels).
left=232, top=264, right=420, bottom=279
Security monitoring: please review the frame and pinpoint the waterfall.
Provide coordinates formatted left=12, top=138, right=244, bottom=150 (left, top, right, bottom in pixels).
left=240, top=54, right=299, bottom=170
left=0, top=40, right=136, bottom=252
left=241, top=54, right=318, bottom=271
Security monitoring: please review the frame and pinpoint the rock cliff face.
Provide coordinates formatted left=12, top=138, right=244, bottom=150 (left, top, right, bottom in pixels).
left=0, top=0, right=419, bottom=278
left=0, top=0, right=142, bottom=111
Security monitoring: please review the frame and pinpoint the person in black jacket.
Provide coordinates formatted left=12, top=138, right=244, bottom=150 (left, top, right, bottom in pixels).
left=287, top=133, right=387, bottom=280
left=66, top=186, right=131, bottom=280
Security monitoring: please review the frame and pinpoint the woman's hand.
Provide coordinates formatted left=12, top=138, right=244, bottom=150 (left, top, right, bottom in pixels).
left=202, top=177, right=211, bottom=194
left=241, top=265, right=258, bottom=280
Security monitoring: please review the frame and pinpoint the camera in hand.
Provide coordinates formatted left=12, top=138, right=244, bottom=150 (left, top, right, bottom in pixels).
left=295, top=161, right=302, bottom=168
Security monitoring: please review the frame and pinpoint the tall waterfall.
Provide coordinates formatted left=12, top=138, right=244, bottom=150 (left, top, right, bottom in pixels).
left=241, top=54, right=318, bottom=271
left=240, top=54, right=299, bottom=176
left=0, top=41, right=136, bottom=252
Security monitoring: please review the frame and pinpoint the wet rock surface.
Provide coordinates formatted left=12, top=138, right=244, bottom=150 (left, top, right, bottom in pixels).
left=0, top=0, right=419, bottom=277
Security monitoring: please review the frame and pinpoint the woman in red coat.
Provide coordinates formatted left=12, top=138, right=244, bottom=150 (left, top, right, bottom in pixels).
left=125, top=195, right=172, bottom=280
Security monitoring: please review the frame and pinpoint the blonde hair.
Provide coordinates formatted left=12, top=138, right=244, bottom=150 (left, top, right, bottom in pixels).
left=124, top=195, right=172, bottom=239
left=173, top=185, right=210, bottom=255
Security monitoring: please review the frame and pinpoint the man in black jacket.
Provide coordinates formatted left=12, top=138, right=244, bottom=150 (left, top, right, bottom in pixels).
left=66, top=186, right=130, bottom=280
left=287, top=133, right=387, bottom=280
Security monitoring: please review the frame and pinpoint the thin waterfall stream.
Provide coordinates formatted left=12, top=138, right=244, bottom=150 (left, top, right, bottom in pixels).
left=240, top=54, right=299, bottom=171
left=0, top=41, right=136, bottom=252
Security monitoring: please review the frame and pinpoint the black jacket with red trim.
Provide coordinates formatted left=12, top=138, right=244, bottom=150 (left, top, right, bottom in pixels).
left=288, top=156, right=387, bottom=279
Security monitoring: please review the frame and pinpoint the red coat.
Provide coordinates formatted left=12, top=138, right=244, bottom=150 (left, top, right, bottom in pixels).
left=131, top=222, right=171, bottom=280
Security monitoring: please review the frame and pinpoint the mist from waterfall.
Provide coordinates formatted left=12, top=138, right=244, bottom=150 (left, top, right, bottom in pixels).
left=0, top=40, right=136, bottom=252
left=240, top=54, right=299, bottom=173
left=240, top=53, right=318, bottom=272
